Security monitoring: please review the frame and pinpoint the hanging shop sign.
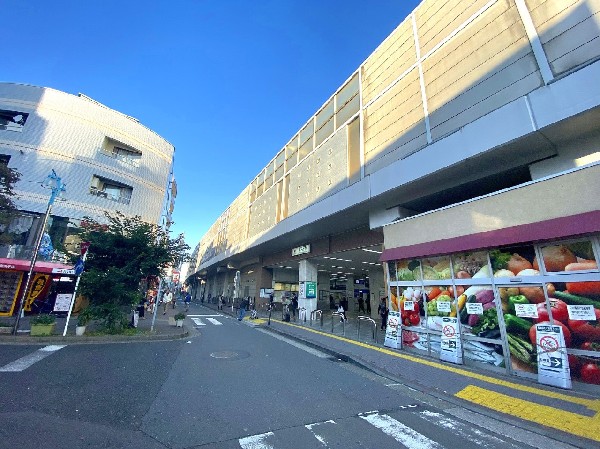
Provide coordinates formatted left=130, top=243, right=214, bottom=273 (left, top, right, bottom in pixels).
left=384, top=311, right=401, bottom=349
left=440, top=316, right=463, bottom=364
left=536, top=323, right=571, bottom=389
left=305, top=281, right=316, bottom=298
left=52, top=268, right=76, bottom=275
left=292, top=244, right=311, bottom=256
left=25, top=273, right=51, bottom=311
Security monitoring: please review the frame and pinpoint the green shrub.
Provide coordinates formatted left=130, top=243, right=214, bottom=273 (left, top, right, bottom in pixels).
left=30, top=314, right=56, bottom=325
left=174, top=312, right=186, bottom=321
left=77, top=307, right=94, bottom=326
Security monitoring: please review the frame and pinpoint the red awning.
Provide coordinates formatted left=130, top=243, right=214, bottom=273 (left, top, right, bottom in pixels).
left=0, top=257, right=73, bottom=274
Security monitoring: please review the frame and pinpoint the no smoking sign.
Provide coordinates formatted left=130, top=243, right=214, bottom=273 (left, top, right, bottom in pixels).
left=539, top=335, right=559, bottom=353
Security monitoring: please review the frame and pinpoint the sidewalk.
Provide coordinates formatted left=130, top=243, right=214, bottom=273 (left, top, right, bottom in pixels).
left=0, top=303, right=189, bottom=344
left=209, top=302, right=599, bottom=447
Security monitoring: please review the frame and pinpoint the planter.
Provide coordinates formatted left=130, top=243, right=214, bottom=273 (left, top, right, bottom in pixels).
left=0, top=327, right=11, bottom=334
left=75, top=325, right=86, bottom=336
left=176, top=319, right=184, bottom=327
left=30, top=323, right=55, bottom=336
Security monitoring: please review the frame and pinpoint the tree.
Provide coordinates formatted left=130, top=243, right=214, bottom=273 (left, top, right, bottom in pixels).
left=0, top=163, right=21, bottom=245
left=77, top=211, right=189, bottom=331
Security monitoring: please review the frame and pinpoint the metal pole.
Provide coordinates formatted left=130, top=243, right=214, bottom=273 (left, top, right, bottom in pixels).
left=12, top=202, right=52, bottom=335
left=150, top=277, right=163, bottom=332
left=62, top=251, right=88, bottom=336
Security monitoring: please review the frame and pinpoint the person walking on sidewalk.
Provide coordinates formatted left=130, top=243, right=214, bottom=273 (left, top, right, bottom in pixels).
left=163, top=289, right=173, bottom=315
left=238, top=297, right=248, bottom=321
left=291, top=294, right=298, bottom=320
left=184, top=292, right=191, bottom=311
left=378, top=297, right=388, bottom=330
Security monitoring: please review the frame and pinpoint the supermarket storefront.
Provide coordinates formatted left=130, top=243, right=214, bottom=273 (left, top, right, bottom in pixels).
left=381, top=165, right=600, bottom=388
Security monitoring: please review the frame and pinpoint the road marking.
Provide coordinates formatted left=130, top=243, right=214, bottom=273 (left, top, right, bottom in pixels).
left=455, top=385, right=600, bottom=442
left=360, top=412, right=444, bottom=448
left=0, top=345, right=66, bottom=372
left=206, top=318, right=222, bottom=325
left=187, top=314, right=222, bottom=317
left=305, top=420, right=336, bottom=447
left=447, top=407, right=581, bottom=449
left=418, top=410, right=521, bottom=448
left=276, top=321, right=600, bottom=413
left=191, top=318, right=205, bottom=326
left=257, top=328, right=329, bottom=358
left=239, top=431, right=274, bottom=449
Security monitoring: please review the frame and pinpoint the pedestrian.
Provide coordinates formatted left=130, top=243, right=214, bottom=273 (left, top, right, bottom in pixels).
left=184, top=291, right=191, bottom=311
left=238, top=297, right=248, bottom=321
left=163, top=289, right=173, bottom=315
left=366, top=296, right=371, bottom=315
left=378, top=297, right=388, bottom=330
left=358, top=296, right=365, bottom=313
left=137, top=296, right=146, bottom=319
left=337, top=302, right=346, bottom=322
left=329, top=294, right=335, bottom=310
left=291, top=294, right=298, bottom=320
left=218, top=295, right=224, bottom=310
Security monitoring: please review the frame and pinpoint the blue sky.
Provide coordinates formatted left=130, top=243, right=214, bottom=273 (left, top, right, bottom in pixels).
left=2, top=0, right=420, bottom=249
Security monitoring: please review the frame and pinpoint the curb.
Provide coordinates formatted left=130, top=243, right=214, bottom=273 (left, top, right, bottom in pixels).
left=260, top=324, right=592, bottom=449
left=0, top=328, right=190, bottom=345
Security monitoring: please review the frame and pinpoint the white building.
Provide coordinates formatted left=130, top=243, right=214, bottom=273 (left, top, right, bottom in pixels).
left=0, top=82, right=175, bottom=257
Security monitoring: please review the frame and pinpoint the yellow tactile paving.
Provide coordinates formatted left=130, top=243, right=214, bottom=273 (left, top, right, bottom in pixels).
left=456, top=385, right=600, bottom=442
left=274, top=320, right=600, bottom=422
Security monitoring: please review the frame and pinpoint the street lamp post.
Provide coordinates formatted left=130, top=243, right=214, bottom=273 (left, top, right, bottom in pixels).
left=12, top=170, right=66, bottom=335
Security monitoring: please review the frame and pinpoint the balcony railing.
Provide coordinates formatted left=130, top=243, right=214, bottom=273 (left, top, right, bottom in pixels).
left=100, top=149, right=141, bottom=167
left=89, top=186, right=132, bottom=204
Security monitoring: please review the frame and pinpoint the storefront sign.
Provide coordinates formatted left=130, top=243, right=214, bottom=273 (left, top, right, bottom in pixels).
left=53, top=293, right=73, bottom=312
left=384, top=311, right=401, bottom=349
left=536, top=324, right=571, bottom=389
left=292, top=244, right=310, bottom=256
left=466, top=302, right=483, bottom=315
left=567, top=305, right=596, bottom=320
left=440, top=317, right=463, bottom=364
left=515, top=303, right=538, bottom=318
left=52, top=268, right=76, bottom=275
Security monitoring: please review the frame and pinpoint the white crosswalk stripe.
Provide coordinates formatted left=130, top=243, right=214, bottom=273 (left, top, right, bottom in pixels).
left=236, top=408, right=549, bottom=449
left=188, top=314, right=224, bottom=326
left=0, top=345, right=66, bottom=372
left=359, top=412, right=444, bottom=449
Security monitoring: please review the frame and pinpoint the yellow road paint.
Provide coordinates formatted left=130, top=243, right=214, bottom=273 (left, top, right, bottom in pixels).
left=456, top=385, right=600, bottom=442
left=275, top=320, right=600, bottom=415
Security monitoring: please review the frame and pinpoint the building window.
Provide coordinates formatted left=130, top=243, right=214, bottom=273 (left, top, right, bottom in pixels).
left=0, top=110, right=29, bottom=132
left=101, top=139, right=142, bottom=167
left=89, top=175, right=133, bottom=204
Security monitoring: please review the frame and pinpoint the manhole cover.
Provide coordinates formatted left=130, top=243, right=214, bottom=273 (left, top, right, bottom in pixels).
left=210, top=351, right=238, bottom=359
left=210, top=350, right=250, bottom=360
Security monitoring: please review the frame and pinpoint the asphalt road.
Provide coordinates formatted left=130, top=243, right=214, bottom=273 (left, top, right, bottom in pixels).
left=0, top=304, right=576, bottom=449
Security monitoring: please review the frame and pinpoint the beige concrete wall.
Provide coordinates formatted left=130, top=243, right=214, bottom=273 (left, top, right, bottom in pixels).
left=361, top=18, right=416, bottom=106
left=424, top=0, right=542, bottom=140
left=384, top=165, right=600, bottom=249
left=248, top=182, right=278, bottom=237
left=363, top=68, right=426, bottom=173
left=527, top=0, right=600, bottom=75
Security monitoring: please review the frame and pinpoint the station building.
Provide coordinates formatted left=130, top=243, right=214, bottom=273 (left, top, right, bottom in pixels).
left=189, top=0, right=600, bottom=387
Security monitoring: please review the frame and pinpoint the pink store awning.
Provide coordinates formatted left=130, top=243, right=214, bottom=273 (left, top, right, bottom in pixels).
left=0, top=257, right=73, bottom=274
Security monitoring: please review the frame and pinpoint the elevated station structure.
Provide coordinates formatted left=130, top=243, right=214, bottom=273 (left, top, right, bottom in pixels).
left=189, top=0, right=600, bottom=387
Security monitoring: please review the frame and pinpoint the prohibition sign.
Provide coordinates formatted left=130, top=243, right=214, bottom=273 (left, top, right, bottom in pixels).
left=442, top=325, right=455, bottom=338
left=539, top=335, right=559, bottom=353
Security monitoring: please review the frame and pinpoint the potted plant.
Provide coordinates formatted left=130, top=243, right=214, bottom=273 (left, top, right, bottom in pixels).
left=76, top=307, right=93, bottom=336
left=30, top=314, right=56, bottom=336
left=174, top=312, right=186, bottom=327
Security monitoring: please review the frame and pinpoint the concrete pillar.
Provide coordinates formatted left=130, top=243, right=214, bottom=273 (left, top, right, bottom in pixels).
left=369, top=268, right=385, bottom=318
left=298, top=259, right=317, bottom=315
